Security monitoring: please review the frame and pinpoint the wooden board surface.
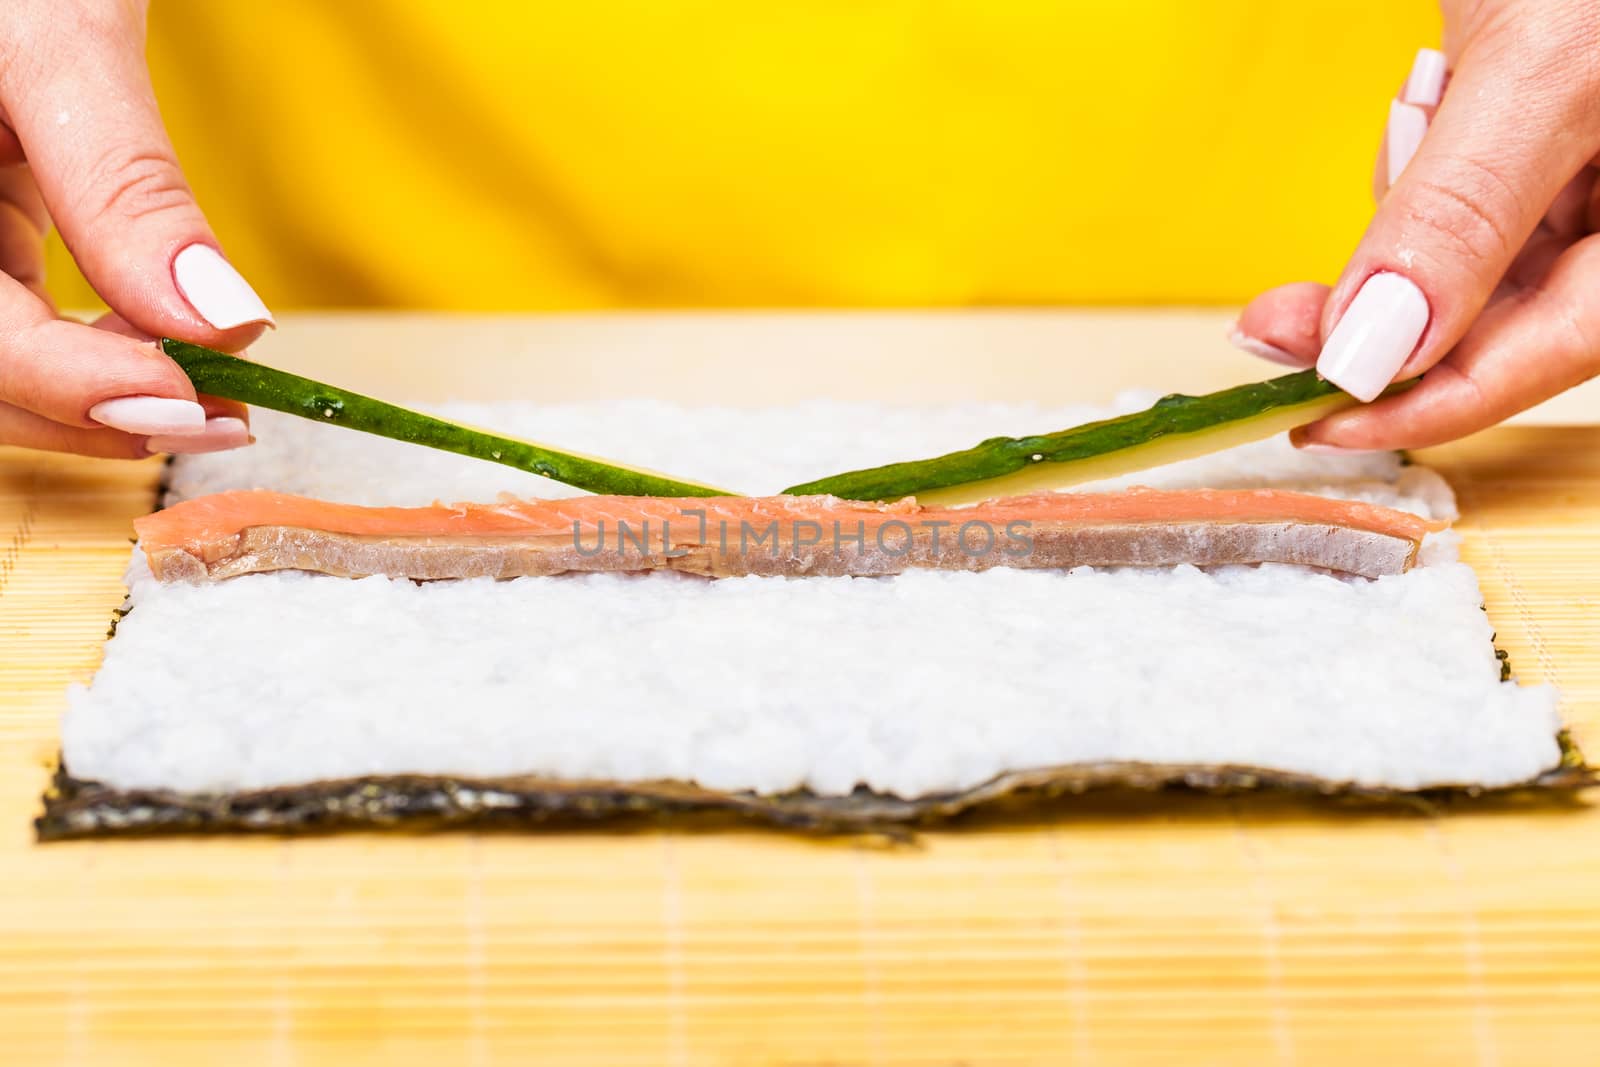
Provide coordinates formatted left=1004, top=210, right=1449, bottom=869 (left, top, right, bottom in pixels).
left=2, top=312, right=1598, bottom=1066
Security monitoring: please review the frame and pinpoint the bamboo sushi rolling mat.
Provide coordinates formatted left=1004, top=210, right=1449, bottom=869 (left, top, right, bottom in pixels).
left=2, top=311, right=1598, bottom=1067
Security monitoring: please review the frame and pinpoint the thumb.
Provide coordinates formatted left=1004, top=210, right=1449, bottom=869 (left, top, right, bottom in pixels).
left=1, top=1, right=272, bottom=348
left=1316, top=17, right=1600, bottom=401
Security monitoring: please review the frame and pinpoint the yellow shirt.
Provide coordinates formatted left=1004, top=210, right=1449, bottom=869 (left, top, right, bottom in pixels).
left=46, top=1, right=1440, bottom=310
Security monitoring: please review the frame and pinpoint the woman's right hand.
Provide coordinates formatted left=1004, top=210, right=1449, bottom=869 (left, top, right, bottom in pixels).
left=1232, top=0, right=1600, bottom=450
left=0, top=0, right=271, bottom=458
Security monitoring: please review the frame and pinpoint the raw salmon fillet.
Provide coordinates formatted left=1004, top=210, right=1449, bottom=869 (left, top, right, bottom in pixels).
left=135, top=488, right=1445, bottom=583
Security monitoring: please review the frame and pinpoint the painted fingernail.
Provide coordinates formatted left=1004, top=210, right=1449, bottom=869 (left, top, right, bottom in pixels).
left=1316, top=273, right=1430, bottom=403
left=1386, top=100, right=1428, bottom=187
left=172, top=244, right=274, bottom=330
left=89, top=395, right=207, bottom=436
left=147, top=416, right=252, bottom=455
left=1401, top=48, right=1447, bottom=106
left=1228, top=327, right=1305, bottom=368
left=1295, top=442, right=1377, bottom=456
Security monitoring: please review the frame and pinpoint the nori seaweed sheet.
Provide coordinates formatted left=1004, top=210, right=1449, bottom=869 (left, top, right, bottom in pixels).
left=40, top=466, right=1592, bottom=841
left=36, top=729, right=1593, bottom=841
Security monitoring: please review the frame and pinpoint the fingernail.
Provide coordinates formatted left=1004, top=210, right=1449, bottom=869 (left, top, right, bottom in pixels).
left=147, top=416, right=252, bottom=455
left=172, top=244, right=274, bottom=330
left=1316, top=272, right=1430, bottom=403
left=1228, top=327, right=1304, bottom=368
left=1401, top=48, right=1447, bottom=106
left=89, top=396, right=207, bottom=436
left=1295, top=442, right=1378, bottom=456
left=1386, top=100, right=1428, bottom=187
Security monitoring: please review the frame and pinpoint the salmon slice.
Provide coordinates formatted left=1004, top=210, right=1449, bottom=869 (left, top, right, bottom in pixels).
left=136, top=488, right=1446, bottom=583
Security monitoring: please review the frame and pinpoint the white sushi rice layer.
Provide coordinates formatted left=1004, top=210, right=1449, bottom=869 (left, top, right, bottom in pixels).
left=63, top=401, right=1562, bottom=797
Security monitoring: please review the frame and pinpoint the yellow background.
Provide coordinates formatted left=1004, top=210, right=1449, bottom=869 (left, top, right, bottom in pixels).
left=46, top=1, right=1441, bottom=311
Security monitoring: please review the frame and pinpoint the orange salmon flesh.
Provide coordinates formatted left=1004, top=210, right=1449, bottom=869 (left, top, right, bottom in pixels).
left=135, top=488, right=1448, bottom=584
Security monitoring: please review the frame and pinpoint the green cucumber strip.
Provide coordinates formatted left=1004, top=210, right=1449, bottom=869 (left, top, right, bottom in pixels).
left=783, top=371, right=1393, bottom=505
left=162, top=339, right=734, bottom=498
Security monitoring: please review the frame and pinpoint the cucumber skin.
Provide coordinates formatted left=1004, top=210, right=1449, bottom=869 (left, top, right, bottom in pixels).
left=162, top=339, right=727, bottom=498
left=782, top=371, right=1347, bottom=500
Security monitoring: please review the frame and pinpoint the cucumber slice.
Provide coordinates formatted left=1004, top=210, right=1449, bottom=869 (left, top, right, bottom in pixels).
left=783, top=371, right=1381, bottom=505
left=163, top=339, right=734, bottom=498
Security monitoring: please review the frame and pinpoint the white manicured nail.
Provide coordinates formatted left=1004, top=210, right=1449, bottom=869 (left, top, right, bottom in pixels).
left=1386, top=101, right=1428, bottom=187
left=147, top=417, right=252, bottom=455
left=1228, top=327, right=1305, bottom=368
left=1317, top=273, right=1430, bottom=403
left=1295, top=442, right=1378, bottom=456
left=173, top=244, right=274, bottom=330
left=1401, top=48, right=1447, bottom=106
left=89, top=396, right=207, bottom=436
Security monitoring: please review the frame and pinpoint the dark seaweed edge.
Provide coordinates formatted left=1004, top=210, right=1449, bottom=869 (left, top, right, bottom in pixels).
left=36, top=747, right=1595, bottom=841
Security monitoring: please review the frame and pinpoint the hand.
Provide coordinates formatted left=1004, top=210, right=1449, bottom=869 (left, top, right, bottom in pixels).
left=0, top=0, right=271, bottom=458
left=1231, top=0, right=1600, bottom=450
